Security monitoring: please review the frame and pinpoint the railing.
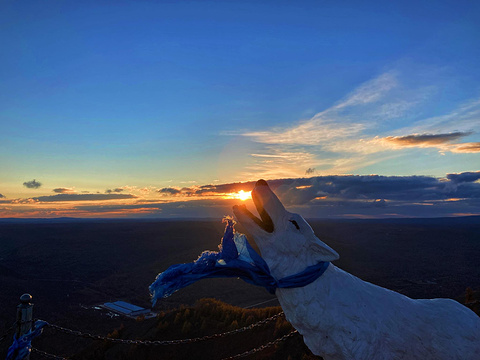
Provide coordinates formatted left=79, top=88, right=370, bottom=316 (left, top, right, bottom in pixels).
left=4, top=294, right=298, bottom=360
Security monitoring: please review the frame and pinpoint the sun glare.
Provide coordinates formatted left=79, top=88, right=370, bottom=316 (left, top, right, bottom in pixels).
left=236, top=190, right=251, bottom=201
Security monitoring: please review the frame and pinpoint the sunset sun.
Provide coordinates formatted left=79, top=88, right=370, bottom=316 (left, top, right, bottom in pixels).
left=236, top=190, right=251, bottom=201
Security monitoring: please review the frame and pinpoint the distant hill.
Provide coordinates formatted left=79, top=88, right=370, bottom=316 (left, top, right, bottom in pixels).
left=0, top=215, right=478, bottom=224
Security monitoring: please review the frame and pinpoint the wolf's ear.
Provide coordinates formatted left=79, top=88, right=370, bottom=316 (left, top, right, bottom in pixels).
left=309, top=238, right=340, bottom=262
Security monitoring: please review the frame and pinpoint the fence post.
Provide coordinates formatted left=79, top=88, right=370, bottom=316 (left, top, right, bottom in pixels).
left=15, top=293, right=33, bottom=360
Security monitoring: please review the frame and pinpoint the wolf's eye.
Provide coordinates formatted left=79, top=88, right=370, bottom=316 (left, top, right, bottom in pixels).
left=289, top=220, right=300, bottom=230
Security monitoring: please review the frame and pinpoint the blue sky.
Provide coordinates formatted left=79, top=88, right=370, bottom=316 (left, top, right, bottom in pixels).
left=1, top=0, right=479, bottom=218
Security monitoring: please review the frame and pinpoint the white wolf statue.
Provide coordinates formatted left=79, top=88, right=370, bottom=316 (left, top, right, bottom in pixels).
left=233, top=179, right=480, bottom=360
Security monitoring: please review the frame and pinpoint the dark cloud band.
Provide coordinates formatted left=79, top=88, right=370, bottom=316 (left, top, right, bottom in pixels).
left=32, top=194, right=137, bottom=202
left=7, top=172, right=480, bottom=218
left=446, top=171, right=480, bottom=184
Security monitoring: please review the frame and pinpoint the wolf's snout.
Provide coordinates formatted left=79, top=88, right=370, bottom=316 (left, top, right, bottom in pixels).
left=255, top=179, right=269, bottom=187
left=252, top=179, right=287, bottom=221
left=233, top=181, right=275, bottom=233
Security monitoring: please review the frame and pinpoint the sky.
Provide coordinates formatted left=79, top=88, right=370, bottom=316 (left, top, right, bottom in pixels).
left=1, top=0, right=479, bottom=219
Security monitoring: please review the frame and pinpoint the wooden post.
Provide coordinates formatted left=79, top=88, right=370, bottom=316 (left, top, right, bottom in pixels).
left=15, top=293, right=33, bottom=360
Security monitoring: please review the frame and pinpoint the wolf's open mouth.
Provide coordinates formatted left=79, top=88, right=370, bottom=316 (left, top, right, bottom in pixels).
left=235, top=180, right=274, bottom=233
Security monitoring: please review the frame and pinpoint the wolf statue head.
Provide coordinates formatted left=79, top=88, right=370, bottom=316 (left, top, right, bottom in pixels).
left=234, top=179, right=480, bottom=360
left=233, top=179, right=339, bottom=280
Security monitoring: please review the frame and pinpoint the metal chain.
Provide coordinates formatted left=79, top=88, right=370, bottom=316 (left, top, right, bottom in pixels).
left=32, top=347, right=69, bottom=360
left=31, top=330, right=298, bottom=360
left=28, top=314, right=295, bottom=360
left=0, top=323, right=16, bottom=344
left=42, top=311, right=284, bottom=346
left=220, top=329, right=299, bottom=360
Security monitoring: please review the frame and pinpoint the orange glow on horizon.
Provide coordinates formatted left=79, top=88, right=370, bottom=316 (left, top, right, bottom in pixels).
left=226, top=190, right=251, bottom=201
left=238, top=190, right=251, bottom=201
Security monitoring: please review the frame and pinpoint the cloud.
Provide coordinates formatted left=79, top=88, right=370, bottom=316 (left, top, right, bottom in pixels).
left=53, top=187, right=76, bottom=194
left=157, top=187, right=182, bottom=196
left=235, top=72, right=391, bottom=176
left=406, top=98, right=480, bottom=134
left=372, top=198, right=387, bottom=208
left=242, top=119, right=365, bottom=146
left=157, top=182, right=257, bottom=198
left=23, top=179, right=42, bottom=189
left=74, top=202, right=163, bottom=213
left=161, top=173, right=479, bottom=208
left=140, top=187, right=155, bottom=193
left=240, top=172, right=480, bottom=214
left=234, top=65, right=480, bottom=176
left=164, top=170, right=472, bottom=215
left=73, top=174, right=480, bottom=218
left=194, top=182, right=255, bottom=195
left=240, top=72, right=399, bottom=148
left=247, top=148, right=318, bottom=179
left=105, top=188, right=125, bottom=194
left=32, top=193, right=137, bottom=202
left=334, top=71, right=398, bottom=109
left=306, top=168, right=316, bottom=175
left=5, top=173, right=480, bottom=219
left=69, top=199, right=243, bottom=218
left=270, top=175, right=443, bottom=206
left=382, top=132, right=472, bottom=147
left=446, top=171, right=480, bottom=184
left=373, top=132, right=480, bottom=154
left=451, top=142, right=480, bottom=153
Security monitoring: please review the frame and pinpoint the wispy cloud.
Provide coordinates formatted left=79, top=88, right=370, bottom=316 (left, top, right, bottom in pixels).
left=247, top=148, right=318, bottom=179
left=405, top=97, right=480, bottom=134
left=243, top=119, right=365, bottom=146
left=237, top=71, right=409, bottom=177
left=237, top=67, right=480, bottom=177
left=450, top=142, right=480, bottom=153
left=241, top=71, right=401, bottom=147
left=333, top=71, right=398, bottom=109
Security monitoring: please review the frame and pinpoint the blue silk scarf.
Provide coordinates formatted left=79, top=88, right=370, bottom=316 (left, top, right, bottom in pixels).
left=149, top=218, right=329, bottom=305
